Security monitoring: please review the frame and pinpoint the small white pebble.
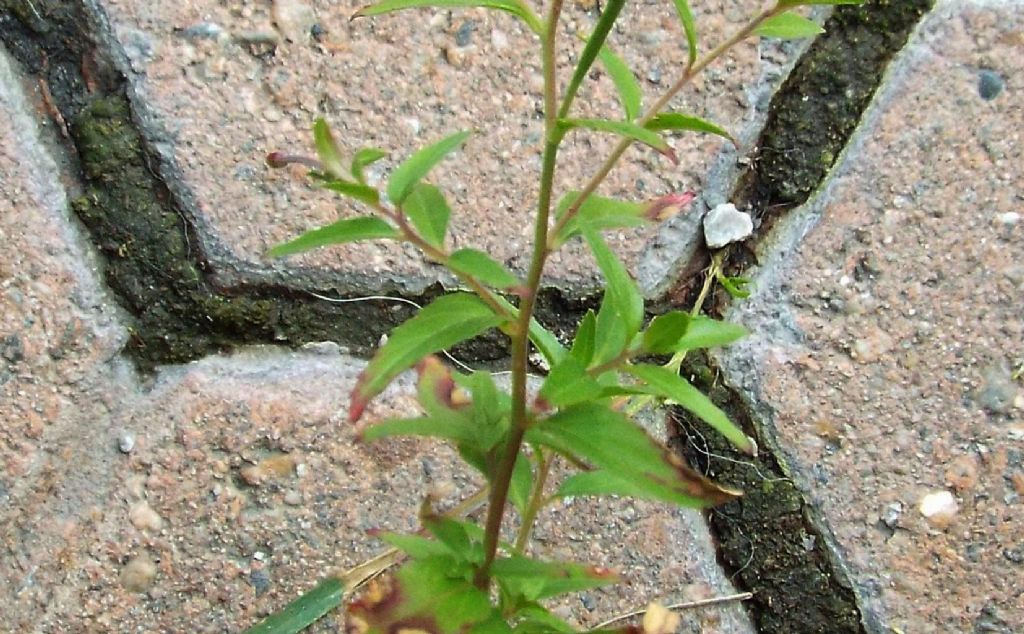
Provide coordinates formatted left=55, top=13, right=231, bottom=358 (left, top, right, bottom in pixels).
left=997, top=211, right=1020, bottom=227
left=254, top=551, right=267, bottom=561
left=284, top=490, right=302, bottom=506
left=121, top=554, right=157, bottom=592
left=703, top=203, right=753, bottom=249
left=919, top=490, right=958, bottom=527
left=118, top=432, right=135, bottom=454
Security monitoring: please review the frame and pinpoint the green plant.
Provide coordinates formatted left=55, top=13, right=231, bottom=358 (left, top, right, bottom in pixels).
left=251, top=1, right=859, bottom=631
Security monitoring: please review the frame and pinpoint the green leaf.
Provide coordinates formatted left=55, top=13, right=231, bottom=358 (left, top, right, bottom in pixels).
left=645, top=112, right=735, bottom=144
left=540, top=357, right=604, bottom=408
left=491, top=555, right=618, bottom=602
left=509, top=451, right=533, bottom=516
left=387, top=130, right=471, bottom=205
left=717, top=274, right=751, bottom=299
left=642, top=310, right=690, bottom=354
left=350, top=293, right=504, bottom=421
left=754, top=12, right=824, bottom=39
left=511, top=605, right=576, bottom=633
left=313, top=118, right=346, bottom=177
left=674, top=315, right=747, bottom=352
left=322, top=180, right=381, bottom=205
left=449, top=248, right=521, bottom=289
left=596, top=44, right=642, bottom=121
left=526, top=403, right=740, bottom=507
left=561, top=0, right=626, bottom=117
left=268, top=217, right=397, bottom=258
left=423, top=516, right=478, bottom=563
left=243, top=576, right=343, bottom=634
left=378, top=532, right=452, bottom=560
left=554, top=191, right=647, bottom=246
left=353, top=0, right=543, bottom=35
left=352, top=147, right=387, bottom=184
left=625, top=364, right=756, bottom=455
left=584, top=229, right=643, bottom=367
left=558, top=118, right=668, bottom=152
left=569, top=310, right=597, bottom=367
left=671, top=0, right=698, bottom=68
left=402, top=182, right=452, bottom=247
left=348, top=559, right=498, bottom=633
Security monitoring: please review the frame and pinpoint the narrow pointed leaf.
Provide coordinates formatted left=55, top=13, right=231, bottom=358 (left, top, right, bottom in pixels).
left=509, top=451, right=533, bottom=516
left=526, top=403, right=740, bottom=506
left=387, top=130, right=470, bottom=204
left=353, top=0, right=543, bottom=35
left=402, top=182, right=451, bottom=247
left=268, top=217, right=397, bottom=258
left=626, top=364, right=756, bottom=455
left=352, top=147, right=387, bottom=184
left=717, top=274, right=751, bottom=299
left=322, top=180, right=380, bottom=205
left=754, top=12, right=824, bottom=39
left=584, top=228, right=643, bottom=366
left=645, top=112, right=734, bottom=144
left=558, top=118, right=668, bottom=152
left=449, top=248, right=521, bottom=289
left=492, top=555, right=619, bottom=602
left=554, top=191, right=647, bottom=245
left=313, top=118, right=346, bottom=177
left=378, top=532, right=451, bottom=560
left=561, top=0, right=626, bottom=117
left=569, top=310, right=597, bottom=366
left=243, top=576, right=343, bottom=634
left=642, top=311, right=690, bottom=354
left=671, top=0, right=698, bottom=68
left=596, top=44, right=642, bottom=121
left=350, top=293, right=504, bottom=421
left=674, top=315, right=748, bottom=351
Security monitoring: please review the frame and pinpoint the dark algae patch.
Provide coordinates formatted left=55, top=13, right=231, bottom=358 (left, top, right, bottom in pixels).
left=671, top=355, right=864, bottom=634
left=0, top=1, right=515, bottom=368
left=736, top=0, right=933, bottom=219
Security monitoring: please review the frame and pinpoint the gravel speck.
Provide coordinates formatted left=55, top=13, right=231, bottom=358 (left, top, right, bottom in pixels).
left=121, top=555, right=157, bottom=592
left=118, top=432, right=135, bottom=454
left=978, top=70, right=1004, bottom=101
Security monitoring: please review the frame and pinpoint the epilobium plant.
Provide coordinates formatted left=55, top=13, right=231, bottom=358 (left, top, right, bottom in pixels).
left=252, top=1, right=858, bottom=632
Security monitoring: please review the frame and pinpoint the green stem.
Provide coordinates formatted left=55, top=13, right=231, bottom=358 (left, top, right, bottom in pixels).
left=475, top=0, right=566, bottom=589
left=547, top=6, right=779, bottom=248
left=514, top=450, right=552, bottom=553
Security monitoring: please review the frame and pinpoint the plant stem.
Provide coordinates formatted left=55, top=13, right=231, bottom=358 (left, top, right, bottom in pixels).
left=513, top=450, right=552, bottom=552
left=548, top=6, right=779, bottom=247
left=475, top=0, right=565, bottom=588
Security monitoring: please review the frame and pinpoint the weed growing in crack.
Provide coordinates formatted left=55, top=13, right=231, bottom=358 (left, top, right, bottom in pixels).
left=251, top=1, right=857, bottom=632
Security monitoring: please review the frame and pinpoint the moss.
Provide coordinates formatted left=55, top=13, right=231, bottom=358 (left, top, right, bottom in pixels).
left=671, top=354, right=864, bottom=634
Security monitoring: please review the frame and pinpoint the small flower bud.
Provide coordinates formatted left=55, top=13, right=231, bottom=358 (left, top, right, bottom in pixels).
left=643, top=191, right=697, bottom=222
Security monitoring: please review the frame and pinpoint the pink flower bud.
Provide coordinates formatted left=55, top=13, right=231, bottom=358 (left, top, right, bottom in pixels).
left=643, top=191, right=697, bottom=222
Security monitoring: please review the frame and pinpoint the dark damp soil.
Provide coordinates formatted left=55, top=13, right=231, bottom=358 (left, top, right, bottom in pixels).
left=670, top=354, right=865, bottom=634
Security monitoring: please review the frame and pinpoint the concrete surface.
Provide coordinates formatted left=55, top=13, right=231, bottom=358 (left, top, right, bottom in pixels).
left=2, top=0, right=1022, bottom=632
left=719, top=1, right=1024, bottom=631
left=0, top=33, right=751, bottom=632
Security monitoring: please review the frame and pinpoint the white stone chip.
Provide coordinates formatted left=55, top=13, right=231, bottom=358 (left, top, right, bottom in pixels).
left=918, top=490, right=958, bottom=527
left=703, top=203, right=753, bottom=249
